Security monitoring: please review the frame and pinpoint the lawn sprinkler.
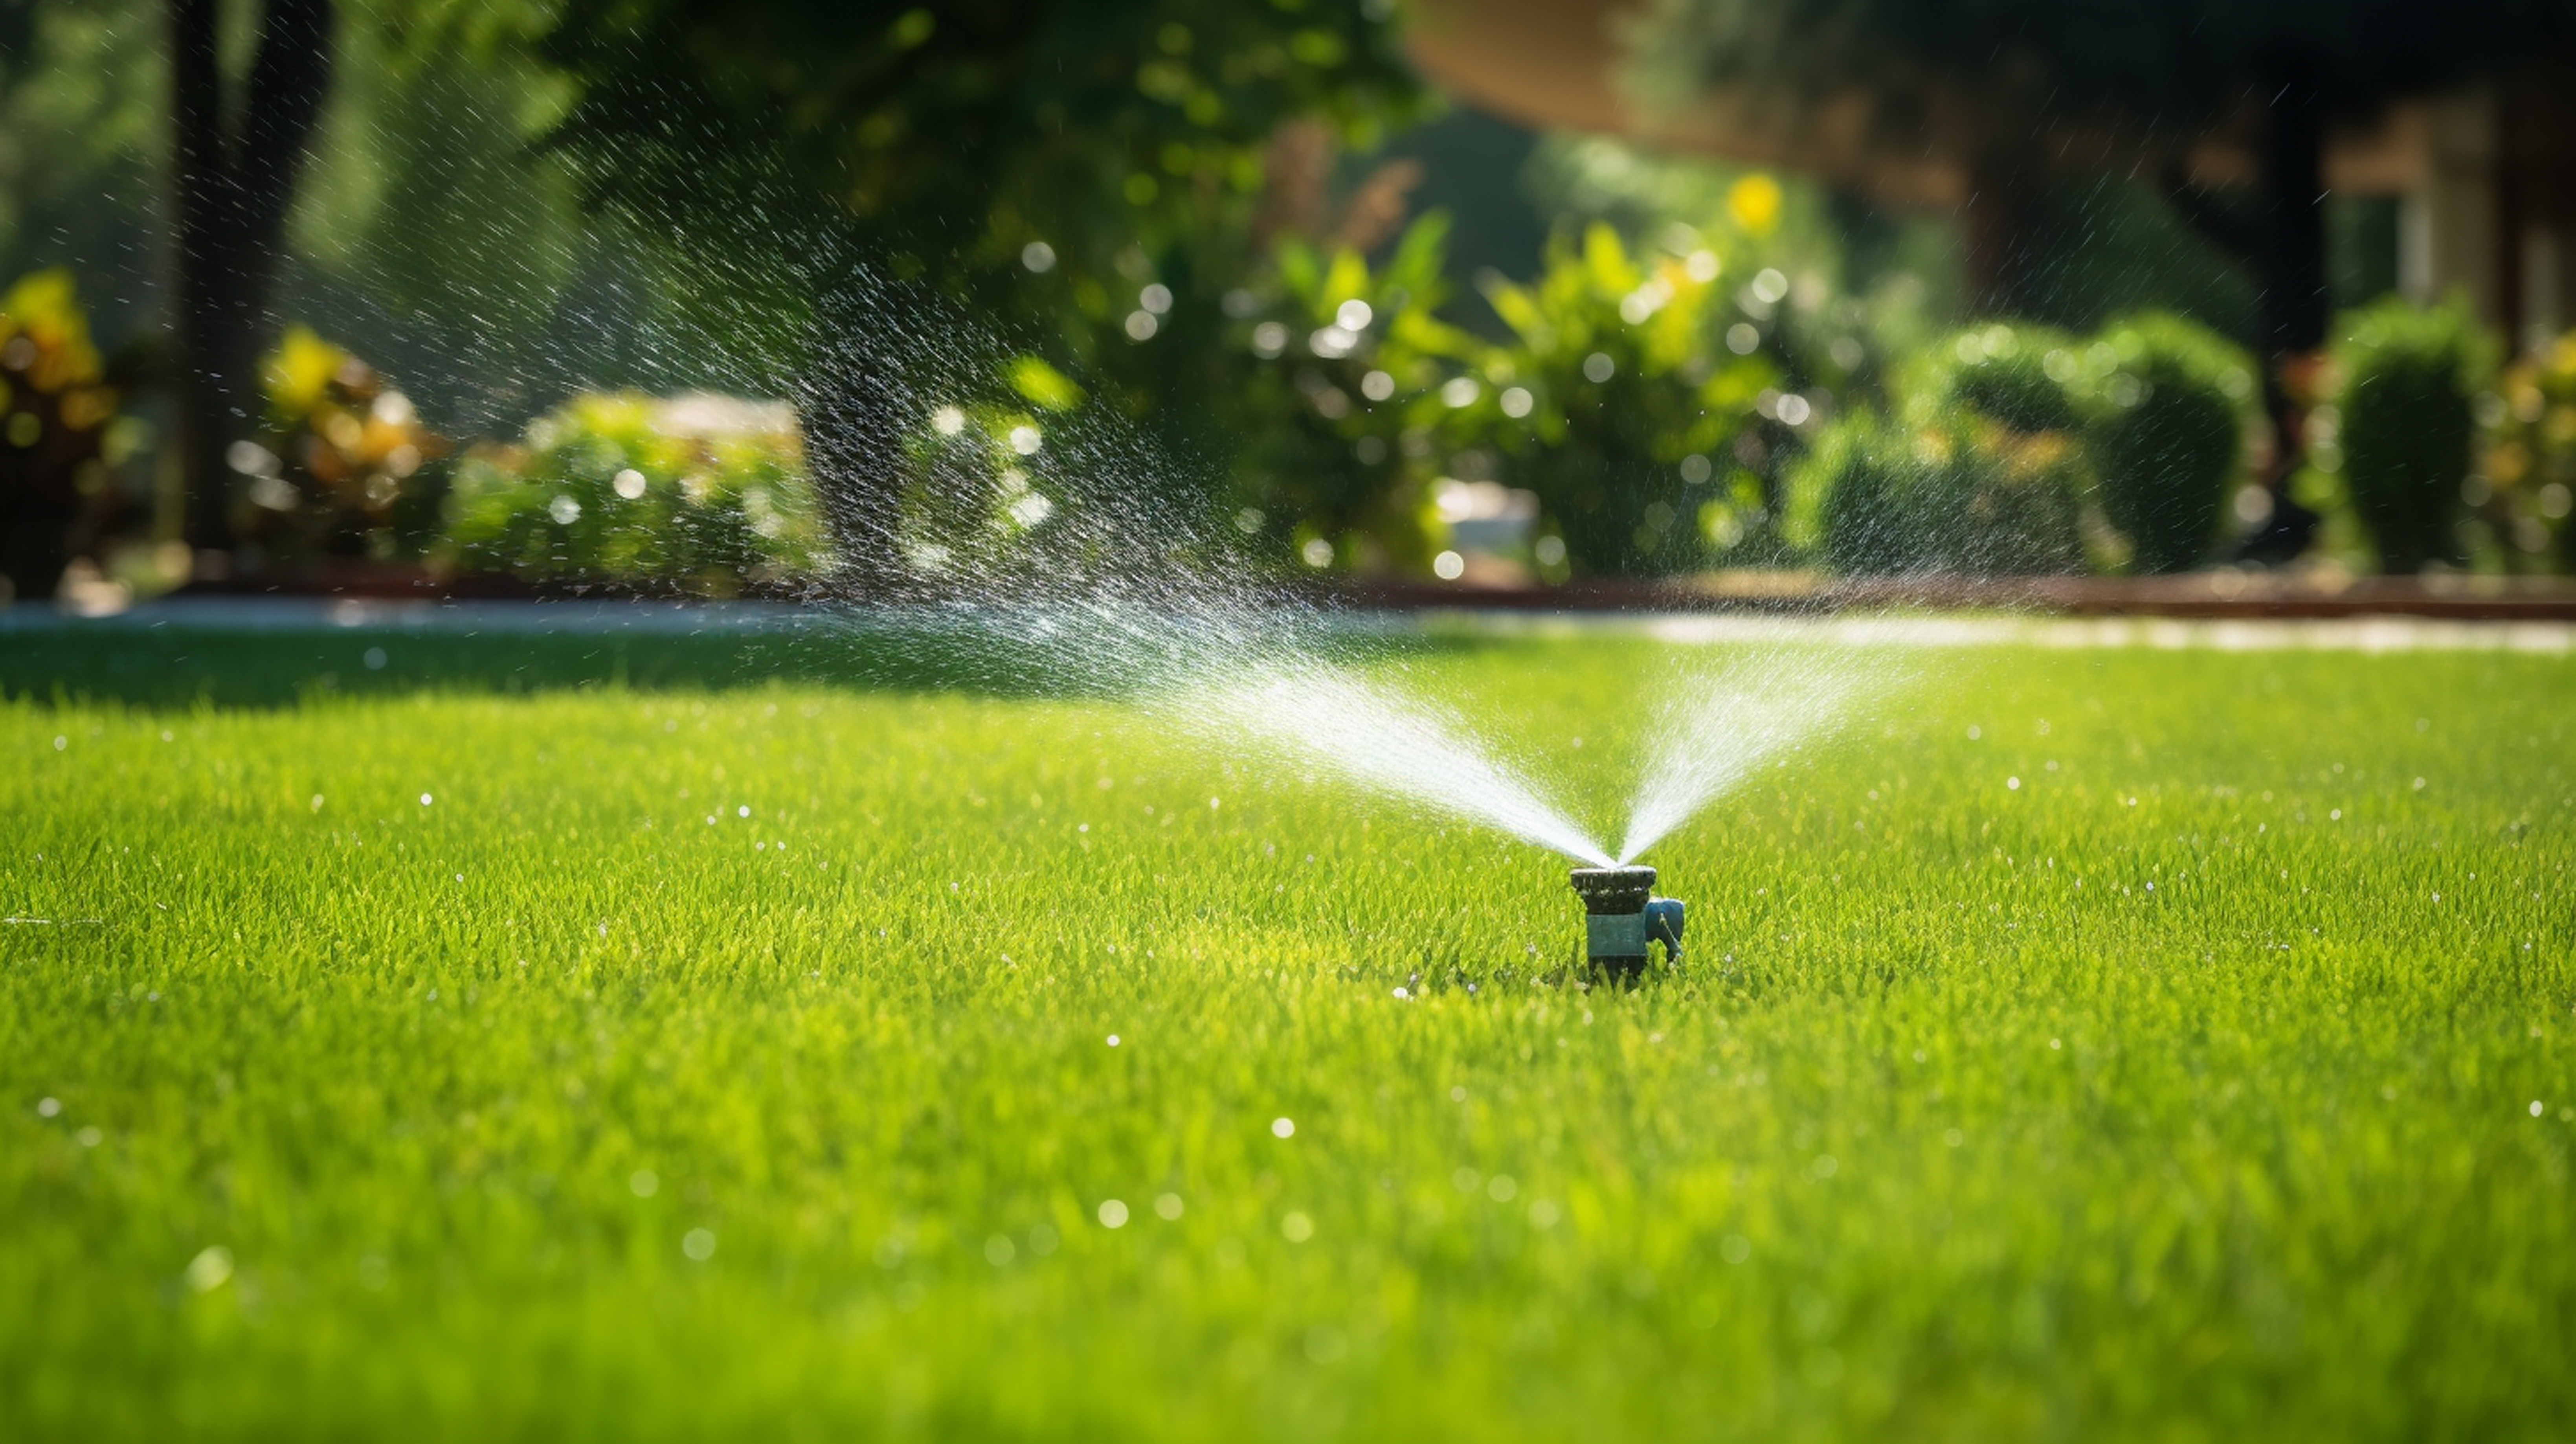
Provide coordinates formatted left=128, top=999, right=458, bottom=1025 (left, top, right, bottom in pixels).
left=1568, top=866, right=1684, bottom=985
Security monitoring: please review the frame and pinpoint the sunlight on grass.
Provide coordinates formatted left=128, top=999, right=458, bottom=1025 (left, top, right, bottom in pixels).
left=2, top=633, right=2570, bottom=1440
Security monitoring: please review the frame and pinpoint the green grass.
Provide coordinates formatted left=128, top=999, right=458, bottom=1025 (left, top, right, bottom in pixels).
left=4, top=624, right=2572, bottom=1442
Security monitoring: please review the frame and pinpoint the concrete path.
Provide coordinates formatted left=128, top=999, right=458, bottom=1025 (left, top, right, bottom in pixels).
left=6, top=596, right=2569, bottom=654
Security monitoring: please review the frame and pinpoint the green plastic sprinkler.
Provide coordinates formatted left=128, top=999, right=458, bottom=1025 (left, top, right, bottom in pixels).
left=1568, top=865, right=1684, bottom=984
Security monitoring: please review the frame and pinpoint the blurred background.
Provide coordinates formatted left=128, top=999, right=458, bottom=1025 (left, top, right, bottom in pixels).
left=5, top=0, right=2576, bottom=608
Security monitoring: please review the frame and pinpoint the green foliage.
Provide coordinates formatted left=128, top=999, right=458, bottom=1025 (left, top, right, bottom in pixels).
left=439, top=392, right=830, bottom=592
left=884, top=394, right=1078, bottom=580
left=5, top=630, right=2574, bottom=1438
left=2334, top=297, right=2491, bottom=573
left=1786, top=411, right=1915, bottom=575
left=2482, top=332, right=2576, bottom=571
left=0, top=267, right=123, bottom=599
left=235, top=326, right=448, bottom=562
left=1793, top=412, right=2085, bottom=578
left=1908, top=323, right=2081, bottom=435
left=1476, top=223, right=1772, bottom=576
left=0, top=0, right=165, bottom=346
left=1803, top=315, right=2260, bottom=578
left=536, top=0, right=1433, bottom=554
left=1799, top=321, right=2095, bottom=578
left=1936, top=423, right=2087, bottom=575
left=1226, top=215, right=1484, bottom=571
left=541, top=0, right=1423, bottom=328
left=2079, top=312, right=2256, bottom=573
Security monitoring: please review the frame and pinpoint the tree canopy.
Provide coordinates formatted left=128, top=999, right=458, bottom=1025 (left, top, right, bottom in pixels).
left=1630, top=0, right=2576, bottom=167
left=542, top=0, right=1425, bottom=288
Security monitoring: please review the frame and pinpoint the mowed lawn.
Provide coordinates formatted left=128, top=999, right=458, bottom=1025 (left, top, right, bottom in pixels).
left=2, top=622, right=2570, bottom=1442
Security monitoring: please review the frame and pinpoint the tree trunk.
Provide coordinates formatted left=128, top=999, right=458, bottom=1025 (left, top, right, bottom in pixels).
left=2233, top=55, right=2330, bottom=561
left=1964, top=150, right=2045, bottom=317
left=169, top=0, right=334, bottom=562
left=2257, top=58, right=2329, bottom=464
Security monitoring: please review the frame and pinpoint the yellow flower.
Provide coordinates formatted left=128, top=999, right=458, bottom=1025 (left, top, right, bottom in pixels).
left=1726, top=174, right=1783, bottom=237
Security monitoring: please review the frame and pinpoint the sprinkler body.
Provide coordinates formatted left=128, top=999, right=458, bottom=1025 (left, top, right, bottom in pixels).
left=1568, top=866, right=1684, bottom=983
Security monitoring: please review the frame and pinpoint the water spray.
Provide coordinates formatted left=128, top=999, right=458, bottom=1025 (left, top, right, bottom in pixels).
left=1568, top=865, right=1684, bottom=985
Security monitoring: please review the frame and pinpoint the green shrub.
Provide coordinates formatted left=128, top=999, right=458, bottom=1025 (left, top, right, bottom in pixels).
left=440, top=392, right=830, bottom=593
left=1226, top=215, right=1483, bottom=573
left=1927, top=421, right=2087, bottom=575
left=1790, top=413, right=2084, bottom=577
left=1476, top=222, right=1772, bottom=577
left=2081, top=313, right=2255, bottom=573
left=1788, top=413, right=1919, bottom=575
left=239, top=327, right=447, bottom=562
left=0, top=268, right=124, bottom=600
left=1797, top=321, right=2091, bottom=579
left=1910, top=322, right=2081, bottom=435
left=2334, top=298, right=2491, bottom=573
left=2482, top=331, right=2576, bottom=570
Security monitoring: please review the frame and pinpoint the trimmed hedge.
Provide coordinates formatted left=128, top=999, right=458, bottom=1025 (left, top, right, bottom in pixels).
left=2335, top=299, right=2489, bottom=574
left=2084, top=313, right=2255, bottom=574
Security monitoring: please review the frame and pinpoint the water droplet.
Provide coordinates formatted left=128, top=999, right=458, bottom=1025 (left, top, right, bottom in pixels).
left=184, top=1246, right=233, bottom=1292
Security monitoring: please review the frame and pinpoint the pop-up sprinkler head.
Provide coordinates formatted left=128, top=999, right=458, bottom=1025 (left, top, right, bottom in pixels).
left=1569, top=865, right=1684, bottom=985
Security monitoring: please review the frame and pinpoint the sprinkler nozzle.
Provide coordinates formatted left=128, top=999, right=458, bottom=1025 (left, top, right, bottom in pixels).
left=1569, top=866, right=1684, bottom=985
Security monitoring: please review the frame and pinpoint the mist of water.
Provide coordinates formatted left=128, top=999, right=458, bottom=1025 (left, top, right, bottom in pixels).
left=1615, top=649, right=1893, bottom=864
left=1190, top=654, right=1614, bottom=867
left=630, top=265, right=1893, bottom=871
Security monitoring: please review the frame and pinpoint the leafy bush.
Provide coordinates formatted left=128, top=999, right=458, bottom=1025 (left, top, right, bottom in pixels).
left=235, top=327, right=446, bottom=562
left=1795, top=320, right=2092, bottom=580
left=1788, top=412, right=2084, bottom=577
left=2334, top=298, right=2490, bottom=573
left=1936, top=423, right=2088, bottom=575
left=441, top=393, right=831, bottom=593
left=2482, top=332, right=2576, bottom=570
left=1226, top=215, right=1483, bottom=572
left=1788, top=413, right=1918, bottom=575
left=880, top=364, right=1083, bottom=581
left=2079, top=313, right=2255, bottom=573
left=0, top=269, right=125, bottom=600
left=1908, top=323, right=2081, bottom=435
left=1476, top=222, right=1772, bottom=576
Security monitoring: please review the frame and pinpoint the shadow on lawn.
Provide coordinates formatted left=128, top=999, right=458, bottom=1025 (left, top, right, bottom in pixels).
left=0, top=617, right=1484, bottom=709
